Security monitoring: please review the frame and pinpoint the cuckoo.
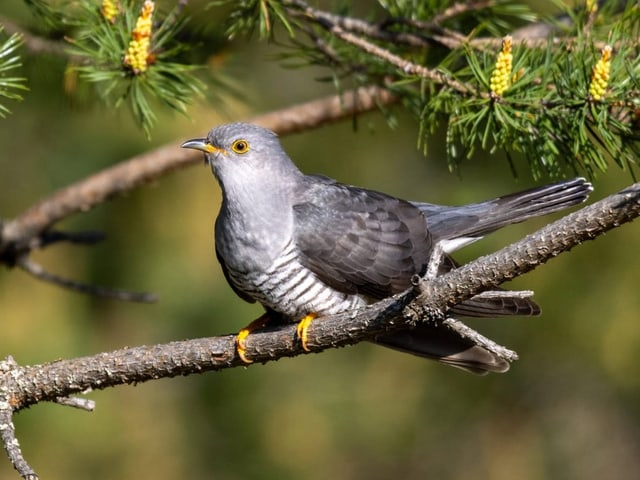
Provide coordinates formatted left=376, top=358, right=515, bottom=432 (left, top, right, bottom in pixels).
left=182, top=122, right=592, bottom=373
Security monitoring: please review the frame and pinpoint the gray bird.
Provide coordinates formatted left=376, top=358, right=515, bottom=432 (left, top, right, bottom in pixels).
left=181, top=122, right=592, bottom=374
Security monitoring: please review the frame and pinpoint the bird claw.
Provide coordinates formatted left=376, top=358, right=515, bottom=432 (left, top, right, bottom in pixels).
left=296, top=313, right=317, bottom=352
left=236, top=328, right=253, bottom=364
left=235, top=313, right=271, bottom=364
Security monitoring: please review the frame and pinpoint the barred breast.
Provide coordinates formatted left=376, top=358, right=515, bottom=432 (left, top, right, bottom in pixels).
left=224, top=239, right=366, bottom=319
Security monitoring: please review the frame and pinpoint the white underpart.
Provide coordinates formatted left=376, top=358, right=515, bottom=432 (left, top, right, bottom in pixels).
left=225, top=239, right=366, bottom=318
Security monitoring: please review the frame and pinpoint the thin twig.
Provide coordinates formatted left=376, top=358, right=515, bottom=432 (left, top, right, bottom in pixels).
left=287, top=0, right=433, bottom=48
left=429, top=0, right=495, bottom=26
left=473, top=290, right=534, bottom=299
left=331, top=26, right=476, bottom=95
left=17, top=257, right=157, bottom=303
left=0, top=16, right=67, bottom=57
left=39, top=230, right=106, bottom=248
left=54, top=396, right=96, bottom=412
left=425, top=241, right=446, bottom=280
left=442, top=317, right=519, bottom=362
left=288, top=0, right=476, bottom=95
left=0, top=405, right=37, bottom=480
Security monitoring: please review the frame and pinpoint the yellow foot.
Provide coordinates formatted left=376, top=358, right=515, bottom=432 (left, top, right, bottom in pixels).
left=236, top=313, right=271, bottom=364
left=296, top=313, right=318, bottom=352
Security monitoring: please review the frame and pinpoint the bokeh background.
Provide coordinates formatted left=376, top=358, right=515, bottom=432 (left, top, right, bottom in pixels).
left=1, top=1, right=639, bottom=479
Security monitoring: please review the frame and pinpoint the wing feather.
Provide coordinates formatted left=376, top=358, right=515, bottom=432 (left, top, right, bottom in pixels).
left=292, top=175, right=540, bottom=318
left=293, top=176, right=432, bottom=299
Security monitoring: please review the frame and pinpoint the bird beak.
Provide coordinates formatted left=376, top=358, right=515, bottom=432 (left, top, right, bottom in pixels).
left=180, top=138, right=222, bottom=154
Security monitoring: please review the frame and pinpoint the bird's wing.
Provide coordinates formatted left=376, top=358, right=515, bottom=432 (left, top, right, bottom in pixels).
left=293, top=176, right=432, bottom=299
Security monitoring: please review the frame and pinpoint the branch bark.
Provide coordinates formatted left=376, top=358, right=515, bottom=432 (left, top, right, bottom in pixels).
left=1, top=181, right=639, bottom=478
left=3, top=183, right=640, bottom=409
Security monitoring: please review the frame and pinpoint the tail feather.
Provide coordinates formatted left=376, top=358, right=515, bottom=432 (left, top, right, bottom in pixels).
left=438, top=255, right=541, bottom=318
left=452, top=294, right=540, bottom=317
left=416, top=177, right=593, bottom=248
left=374, top=323, right=510, bottom=374
left=384, top=179, right=591, bottom=372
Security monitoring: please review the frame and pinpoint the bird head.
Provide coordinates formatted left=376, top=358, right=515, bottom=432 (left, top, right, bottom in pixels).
left=181, top=122, right=302, bottom=184
left=182, top=123, right=302, bottom=246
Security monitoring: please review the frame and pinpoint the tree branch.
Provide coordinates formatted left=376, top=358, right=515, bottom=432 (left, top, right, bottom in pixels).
left=17, top=257, right=157, bottom=303
left=0, top=85, right=397, bottom=266
left=1, top=182, right=638, bottom=472
left=0, top=180, right=638, bottom=479
left=288, top=0, right=475, bottom=95
left=0, top=16, right=67, bottom=57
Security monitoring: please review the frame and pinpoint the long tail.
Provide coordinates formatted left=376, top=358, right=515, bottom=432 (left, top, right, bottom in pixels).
left=383, top=178, right=593, bottom=373
left=374, top=323, right=510, bottom=374
left=415, top=177, right=593, bottom=252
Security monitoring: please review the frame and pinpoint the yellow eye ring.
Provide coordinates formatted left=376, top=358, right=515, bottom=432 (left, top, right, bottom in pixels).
left=231, top=139, right=250, bottom=154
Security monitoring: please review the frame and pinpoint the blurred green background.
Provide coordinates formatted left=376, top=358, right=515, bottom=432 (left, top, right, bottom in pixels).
left=1, top=1, right=640, bottom=479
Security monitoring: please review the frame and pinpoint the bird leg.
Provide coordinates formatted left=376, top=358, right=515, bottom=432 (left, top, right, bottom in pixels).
left=296, top=313, right=318, bottom=352
left=236, top=312, right=272, bottom=363
left=425, top=240, right=446, bottom=280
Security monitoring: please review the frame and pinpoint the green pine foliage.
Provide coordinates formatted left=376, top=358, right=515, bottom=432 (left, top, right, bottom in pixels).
left=67, top=1, right=205, bottom=137
left=424, top=1, right=640, bottom=178
left=11, top=0, right=640, bottom=175
left=213, top=0, right=639, bottom=178
left=0, top=28, right=27, bottom=118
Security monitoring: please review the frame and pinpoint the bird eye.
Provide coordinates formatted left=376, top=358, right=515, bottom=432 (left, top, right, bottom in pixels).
left=231, top=139, right=250, bottom=154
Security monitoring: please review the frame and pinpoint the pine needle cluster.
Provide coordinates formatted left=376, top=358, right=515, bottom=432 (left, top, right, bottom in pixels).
left=424, top=1, right=640, bottom=178
left=64, top=0, right=204, bottom=137
left=4, top=0, right=639, bottom=176
left=215, top=0, right=639, bottom=178
left=0, top=28, right=27, bottom=118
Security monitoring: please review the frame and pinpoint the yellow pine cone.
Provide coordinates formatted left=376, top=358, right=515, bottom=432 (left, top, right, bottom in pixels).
left=589, top=45, right=612, bottom=101
left=101, top=0, right=119, bottom=23
left=123, top=0, right=155, bottom=74
left=589, top=45, right=611, bottom=100
left=490, top=35, right=513, bottom=96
